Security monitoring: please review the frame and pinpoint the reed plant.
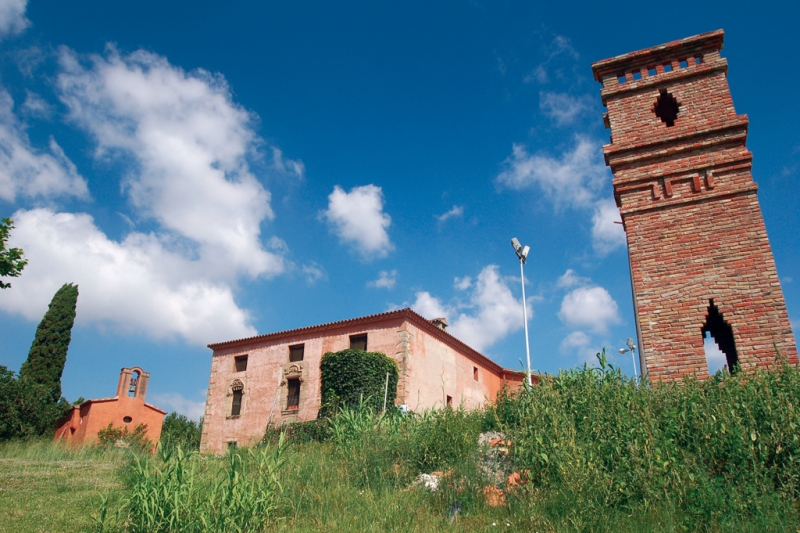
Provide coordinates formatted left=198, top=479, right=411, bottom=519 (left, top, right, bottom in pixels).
left=94, top=437, right=286, bottom=533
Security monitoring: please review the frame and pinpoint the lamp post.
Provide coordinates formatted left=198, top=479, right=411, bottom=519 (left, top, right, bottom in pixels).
left=618, top=337, right=638, bottom=380
left=511, top=238, right=532, bottom=387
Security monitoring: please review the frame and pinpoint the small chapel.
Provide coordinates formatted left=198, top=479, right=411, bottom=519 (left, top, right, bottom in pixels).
left=54, top=366, right=167, bottom=447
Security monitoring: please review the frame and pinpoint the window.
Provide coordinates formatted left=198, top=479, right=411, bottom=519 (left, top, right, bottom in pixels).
left=289, top=344, right=304, bottom=362
left=123, top=416, right=132, bottom=424
left=230, top=381, right=244, bottom=417
left=350, top=334, right=367, bottom=351
left=287, top=379, right=300, bottom=410
left=227, top=441, right=237, bottom=450
left=231, top=389, right=243, bottom=416
left=473, top=367, right=479, bottom=381
left=446, top=395, right=453, bottom=407
left=234, top=355, right=248, bottom=372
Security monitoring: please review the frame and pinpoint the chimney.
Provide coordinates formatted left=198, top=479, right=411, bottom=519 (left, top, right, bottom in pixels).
left=431, top=317, right=449, bottom=331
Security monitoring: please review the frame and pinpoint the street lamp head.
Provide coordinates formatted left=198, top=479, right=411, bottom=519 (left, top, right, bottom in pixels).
left=626, top=338, right=636, bottom=351
left=618, top=348, right=627, bottom=354
left=511, top=238, right=529, bottom=262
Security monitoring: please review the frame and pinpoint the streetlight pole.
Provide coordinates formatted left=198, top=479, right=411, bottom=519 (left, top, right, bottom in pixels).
left=511, top=238, right=532, bottom=387
left=619, top=337, right=638, bottom=380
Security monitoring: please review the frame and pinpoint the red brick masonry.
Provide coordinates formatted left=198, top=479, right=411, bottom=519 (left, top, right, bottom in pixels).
left=591, top=30, right=797, bottom=380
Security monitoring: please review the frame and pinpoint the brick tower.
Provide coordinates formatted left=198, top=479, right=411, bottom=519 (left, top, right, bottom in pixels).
left=591, top=30, right=797, bottom=380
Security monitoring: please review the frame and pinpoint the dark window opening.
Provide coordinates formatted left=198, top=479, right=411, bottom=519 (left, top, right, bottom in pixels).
left=231, top=389, right=243, bottom=416
left=227, top=441, right=237, bottom=450
left=287, top=379, right=300, bottom=410
left=679, top=59, right=689, bottom=68
left=663, top=63, right=673, bottom=72
left=350, top=334, right=368, bottom=351
left=702, top=299, right=739, bottom=374
left=694, top=56, right=703, bottom=65
left=128, top=370, right=140, bottom=397
left=234, top=355, right=248, bottom=372
left=446, top=395, right=453, bottom=407
left=647, top=67, right=657, bottom=77
left=473, top=367, right=479, bottom=381
left=654, top=89, right=681, bottom=127
left=123, top=416, right=132, bottom=424
left=617, top=74, right=626, bottom=84
left=289, top=344, right=305, bottom=362
left=632, top=71, right=642, bottom=80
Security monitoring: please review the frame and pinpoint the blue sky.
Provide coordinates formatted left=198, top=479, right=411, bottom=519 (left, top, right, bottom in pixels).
left=1, top=1, right=798, bottom=419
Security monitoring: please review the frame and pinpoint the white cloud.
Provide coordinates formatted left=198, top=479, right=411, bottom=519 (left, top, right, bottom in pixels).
left=524, top=65, right=548, bottom=84
left=0, top=48, right=307, bottom=345
left=591, top=198, right=626, bottom=254
left=0, top=89, right=89, bottom=202
left=149, top=391, right=206, bottom=421
left=56, top=47, right=287, bottom=279
left=323, top=184, right=393, bottom=260
left=21, top=90, right=53, bottom=119
left=436, top=205, right=464, bottom=223
left=495, top=136, right=608, bottom=210
left=411, top=265, right=528, bottom=352
left=559, top=330, right=590, bottom=353
left=540, top=92, right=592, bottom=126
left=0, top=209, right=257, bottom=345
left=271, top=147, right=305, bottom=179
left=0, top=0, right=29, bottom=38
left=368, top=269, right=397, bottom=289
left=558, top=285, right=621, bottom=334
left=301, top=263, right=325, bottom=285
left=557, top=269, right=589, bottom=289
left=454, top=276, right=472, bottom=291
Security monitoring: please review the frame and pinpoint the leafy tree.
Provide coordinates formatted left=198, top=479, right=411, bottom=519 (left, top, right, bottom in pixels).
left=159, top=412, right=203, bottom=453
left=19, top=283, right=79, bottom=403
left=0, top=366, right=68, bottom=441
left=0, top=217, right=27, bottom=289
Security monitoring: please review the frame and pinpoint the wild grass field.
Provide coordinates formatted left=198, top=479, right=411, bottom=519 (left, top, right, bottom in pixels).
left=3, top=355, right=800, bottom=532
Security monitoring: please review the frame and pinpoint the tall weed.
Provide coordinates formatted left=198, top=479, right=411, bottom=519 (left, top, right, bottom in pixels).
left=496, top=351, right=800, bottom=529
left=96, top=438, right=286, bottom=533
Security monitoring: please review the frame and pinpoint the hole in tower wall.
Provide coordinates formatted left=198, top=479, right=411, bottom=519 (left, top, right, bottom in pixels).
left=653, top=89, right=681, bottom=127
left=702, top=299, right=739, bottom=375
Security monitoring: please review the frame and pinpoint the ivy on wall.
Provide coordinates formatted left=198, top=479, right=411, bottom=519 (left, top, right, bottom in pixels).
left=320, top=349, right=398, bottom=415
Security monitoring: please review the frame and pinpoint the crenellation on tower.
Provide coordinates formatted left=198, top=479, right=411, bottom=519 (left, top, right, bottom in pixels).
left=592, top=30, right=798, bottom=381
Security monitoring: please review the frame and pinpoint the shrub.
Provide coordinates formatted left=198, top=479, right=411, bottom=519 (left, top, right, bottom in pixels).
left=159, top=412, right=202, bottom=453
left=97, top=422, right=152, bottom=452
left=320, top=349, right=398, bottom=414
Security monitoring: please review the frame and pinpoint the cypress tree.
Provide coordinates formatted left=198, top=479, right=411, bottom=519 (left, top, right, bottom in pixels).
left=19, top=283, right=79, bottom=403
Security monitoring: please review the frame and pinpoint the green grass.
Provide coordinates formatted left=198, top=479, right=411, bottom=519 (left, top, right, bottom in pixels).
left=3, top=357, right=800, bottom=532
left=0, top=440, right=127, bottom=533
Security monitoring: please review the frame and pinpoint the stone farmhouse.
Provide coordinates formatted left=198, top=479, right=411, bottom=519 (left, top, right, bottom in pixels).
left=200, top=308, right=526, bottom=454
left=54, top=367, right=166, bottom=447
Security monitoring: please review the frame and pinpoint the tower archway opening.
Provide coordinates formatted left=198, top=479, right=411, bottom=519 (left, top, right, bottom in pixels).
left=702, top=300, right=739, bottom=374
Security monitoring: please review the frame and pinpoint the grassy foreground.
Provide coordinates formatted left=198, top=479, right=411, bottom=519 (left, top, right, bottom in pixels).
left=3, top=356, right=800, bottom=532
